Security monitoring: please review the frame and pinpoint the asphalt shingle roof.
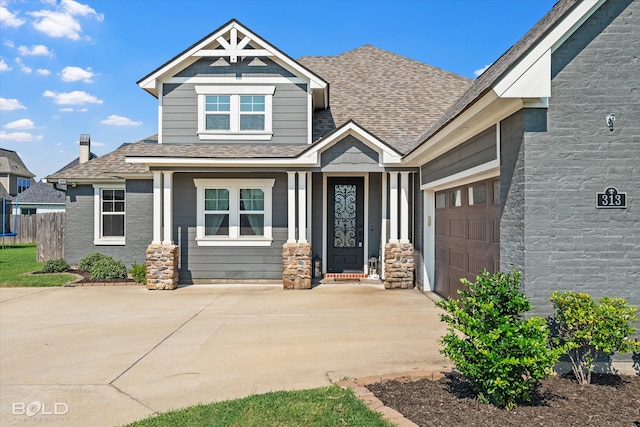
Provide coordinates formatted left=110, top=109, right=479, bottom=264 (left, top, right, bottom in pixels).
left=14, top=181, right=65, bottom=204
left=0, top=149, right=35, bottom=178
left=298, top=45, right=472, bottom=153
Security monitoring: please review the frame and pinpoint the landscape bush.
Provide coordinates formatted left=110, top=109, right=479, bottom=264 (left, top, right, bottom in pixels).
left=78, top=252, right=112, bottom=273
left=41, top=258, right=70, bottom=273
left=89, top=257, right=128, bottom=280
left=549, top=291, right=640, bottom=385
left=436, top=270, right=559, bottom=410
left=129, top=262, right=147, bottom=284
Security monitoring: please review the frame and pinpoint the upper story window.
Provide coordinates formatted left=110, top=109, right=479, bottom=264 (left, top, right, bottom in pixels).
left=17, top=177, right=31, bottom=194
left=196, top=86, right=274, bottom=140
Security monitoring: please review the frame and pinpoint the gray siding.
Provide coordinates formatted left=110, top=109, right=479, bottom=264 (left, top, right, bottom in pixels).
left=162, top=81, right=308, bottom=144
left=173, top=172, right=288, bottom=282
left=64, top=180, right=153, bottom=267
left=367, top=173, right=382, bottom=260
left=421, top=126, right=496, bottom=185
left=510, top=0, right=640, bottom=317
left=320, top=136, right=382, bottom=171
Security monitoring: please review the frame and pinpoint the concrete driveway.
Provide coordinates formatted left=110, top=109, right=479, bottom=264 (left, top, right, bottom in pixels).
left=0, top=284, right=450, bottom=426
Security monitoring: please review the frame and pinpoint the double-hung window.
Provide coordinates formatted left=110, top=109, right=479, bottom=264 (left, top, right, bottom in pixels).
left=196, top=86, right=274, bottom=140
left=93, top=184, right=125, bottom=245
left=194, top=178, right=275, bottom=246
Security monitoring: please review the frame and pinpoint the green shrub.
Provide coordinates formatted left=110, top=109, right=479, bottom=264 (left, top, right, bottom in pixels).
left=129, top=262, right=147, bottom=284
left=89, top=257, right=128, bottom=281
left=436, top=270, right=559, bottom=410
left=78, top=252, right=112, bottom=273
left=549, top=291, right=640, bottom=385
left=41, top=258, right=70, bottom=273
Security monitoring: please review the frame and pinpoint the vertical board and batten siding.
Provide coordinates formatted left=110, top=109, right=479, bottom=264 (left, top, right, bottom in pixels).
left=163, top=57, right=308, bottom=144
left=517, top=0, right=640, bottom=317
left=64, top=180, right=153, bottom=266
left=320, top=136, right=382, bottom=171
left=172, top=172, right=288, bottom=282
left=420, top=126, right=497, bottom=186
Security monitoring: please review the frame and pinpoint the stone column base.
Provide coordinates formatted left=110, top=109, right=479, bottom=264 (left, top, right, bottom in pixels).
left=384, top=242, right=414, bottom=289
left=146, top=244, right=179, bottom=290
left=282, top=242, right=311, bottom=289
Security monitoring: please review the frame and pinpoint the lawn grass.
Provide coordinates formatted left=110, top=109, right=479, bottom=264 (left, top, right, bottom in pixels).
left=124, top=386, right=394, bottom=427
left=0, top=244, right=76, bottom=287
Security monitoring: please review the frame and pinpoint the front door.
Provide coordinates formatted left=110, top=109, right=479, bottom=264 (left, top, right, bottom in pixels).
left=327, top=177, right=365, bottom=273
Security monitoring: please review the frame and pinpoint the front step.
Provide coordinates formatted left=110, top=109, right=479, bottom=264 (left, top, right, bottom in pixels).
left=318, top=273, right=382, bottom=285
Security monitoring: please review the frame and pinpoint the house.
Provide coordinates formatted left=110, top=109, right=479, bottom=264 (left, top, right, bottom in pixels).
left=48, top=0, right=639, bottom=314
left=0, top=148, right=35, bottom=198
left=1, top=148, right=35, bottom=234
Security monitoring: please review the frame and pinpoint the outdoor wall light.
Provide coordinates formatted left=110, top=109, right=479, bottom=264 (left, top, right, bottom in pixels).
left=606, top=113, right=615, bottom=131
left=313, top=255, right=322, bottom=279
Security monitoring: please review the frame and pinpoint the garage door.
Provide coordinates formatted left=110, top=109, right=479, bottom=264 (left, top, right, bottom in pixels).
left=434, top=178, right=500, bottom=299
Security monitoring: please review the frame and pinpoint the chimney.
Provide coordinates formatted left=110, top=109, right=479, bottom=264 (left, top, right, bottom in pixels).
left=79, top=134, right=90, bottom=164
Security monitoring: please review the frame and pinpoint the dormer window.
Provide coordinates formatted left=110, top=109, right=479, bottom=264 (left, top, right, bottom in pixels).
left=196, top=86, right=274, bottom=140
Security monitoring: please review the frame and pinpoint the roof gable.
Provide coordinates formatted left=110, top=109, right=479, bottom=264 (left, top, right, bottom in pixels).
left=137, top=19, right=328, bottom=103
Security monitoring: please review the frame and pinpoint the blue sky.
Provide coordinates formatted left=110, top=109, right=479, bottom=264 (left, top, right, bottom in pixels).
left=1, top=0, right=556, bottom=180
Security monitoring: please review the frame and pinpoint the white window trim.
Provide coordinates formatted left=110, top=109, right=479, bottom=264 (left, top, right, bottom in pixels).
left=93, top=184, right=126, bottom=246
left=195, top=85, right=275, bottom=140
left=194, top=178, right=275, bottom=247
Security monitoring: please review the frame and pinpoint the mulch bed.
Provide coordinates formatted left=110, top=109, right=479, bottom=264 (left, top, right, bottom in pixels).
left=367, top=373, right=640, bottom=426
left=33, top=269, right=140, bottom=286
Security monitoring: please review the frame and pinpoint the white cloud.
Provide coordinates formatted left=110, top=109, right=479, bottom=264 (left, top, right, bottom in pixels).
left=37, top=68, right=51, bottom=76
left=60, top=65, right=94, bottom=82
left=0, top=58, right=10, bottom=72
left=4, top=119, right=35, bottom=130
left=0, top=97, right=26, bottom=110
left=27, top=0, right=103, bottom=40
left=0, top=6, right=25, bottom=28
left=15, top=57, right=32, bottom=73
left=100, top=114, right=142, bottom=126
left=59, top=107, right=89, bottom=112
left=43, top=90, right=103, bottom=105
left=18, top=44, right=53, bottom=56
left=0, top=131, right=43, bottom=142
left=474, top=64, right=491, bottom=78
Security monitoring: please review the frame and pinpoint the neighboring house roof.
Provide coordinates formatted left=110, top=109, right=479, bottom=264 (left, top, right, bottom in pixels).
left=407, top=0, right=580, bottom=154
left=0, top=185, right=10, bottom=200
left=47, top=142, right=148, bottom=181
left=0, top=148, right=36, bottom=178
left=13, top=181, right=65, bottom=204
left=51, top=152, right=99, bottom=176
left=298, top=45, right=472, bottom=154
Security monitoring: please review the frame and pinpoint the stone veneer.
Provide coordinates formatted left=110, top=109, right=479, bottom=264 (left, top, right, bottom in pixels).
left=384, top=242, right=414, bottom=289
left=282, top=242, right=312, bottom=289
left=146, top=244, right=179, bottom=290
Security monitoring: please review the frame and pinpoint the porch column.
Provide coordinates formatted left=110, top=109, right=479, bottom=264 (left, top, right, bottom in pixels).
left=162, top=171, right=173, bottom=244
left=287, top=172, right=296, bottom=243
left=152, top=171, right=162, bottom=244
left=381, top=171, right=387, bottom=279
left=389, top=171, right=399, bottom=243
left=400, top=171, right=410, bottom=243
left=306, top=172, right=312, bottom=244
left=297, top=172, right=307, bottom=243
